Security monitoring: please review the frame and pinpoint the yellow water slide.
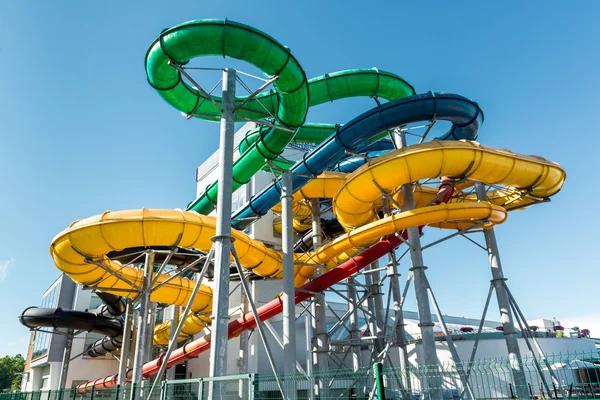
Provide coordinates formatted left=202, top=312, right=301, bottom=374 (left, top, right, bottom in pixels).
left=49, top=141, right=565, bottom=345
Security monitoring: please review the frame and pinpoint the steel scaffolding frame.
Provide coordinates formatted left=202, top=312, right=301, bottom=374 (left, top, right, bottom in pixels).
left=48, top=77, right=554, bottom=400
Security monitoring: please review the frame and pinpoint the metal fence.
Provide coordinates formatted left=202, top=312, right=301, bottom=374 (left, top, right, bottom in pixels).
left=3, top=351, right=599, bottom=400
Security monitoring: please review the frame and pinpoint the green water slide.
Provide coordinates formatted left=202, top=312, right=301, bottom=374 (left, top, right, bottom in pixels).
left=145, top=19, right=415, bottom=215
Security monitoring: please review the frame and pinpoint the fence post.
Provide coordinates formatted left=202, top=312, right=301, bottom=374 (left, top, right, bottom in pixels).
left=160, top=381, right=166, bottom=400
left=197, top=378, right=204, bottom=400
left=70, top=388, right=76, bottom=400
left=374, top=362, right=386, bottom=400
left=249, top=374, right=258, bottom=400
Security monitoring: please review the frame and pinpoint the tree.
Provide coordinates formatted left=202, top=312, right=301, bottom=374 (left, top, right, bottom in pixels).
left=0, top=354, right=25, bottom=392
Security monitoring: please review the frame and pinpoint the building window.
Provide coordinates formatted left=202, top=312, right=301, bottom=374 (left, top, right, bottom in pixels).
left=32, top=283, right=61, bottom=361
left=88, top=294, right=103, bottom=310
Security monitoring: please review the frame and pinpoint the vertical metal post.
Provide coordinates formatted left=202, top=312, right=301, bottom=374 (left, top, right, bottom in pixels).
left=425, top=278, right=474, bottom=399
left=118, top=300, right=133, bottom=387
left=373, top=363, right=385, bottom=400
left=309, top=198, right=329, bottom=398
left=231, top=247, right=287, bottom=398
left=145, top=301, right=156, bottom=362
left=505, top=284, right=562, bottom=393
left=363, top=263, right=383, bottom=363
left=166, top=305, right=179, bottom=380
left=383, top=198, right=412, bottom=394
left=146, top=248, right=214, bottom=400
left=304, top=313, right=315, bottom=400
left=208, top=68, right=237, bottom=397
left=474, top=181, right=529, bottom=400
left=132, top=251, right=155, bottom=399
left=397, top=131, right=440, bottom=399
left=281, top=169, right=297, bottom=398
left=238, top=289, right=249, bottom=398
left=58, top=330, right=73, bottom=389
left=370, top=261, right=386, bottom=347
left=348, top=276, right=365, bottom=399
left=347, top=277, right=362, bottom=372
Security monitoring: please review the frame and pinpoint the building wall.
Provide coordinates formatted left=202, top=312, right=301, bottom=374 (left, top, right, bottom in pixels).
left=23, top=276, right=120, bottom=391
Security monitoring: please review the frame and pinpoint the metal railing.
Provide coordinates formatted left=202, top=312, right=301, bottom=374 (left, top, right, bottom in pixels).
left=4, top=350, right=599, bottom=400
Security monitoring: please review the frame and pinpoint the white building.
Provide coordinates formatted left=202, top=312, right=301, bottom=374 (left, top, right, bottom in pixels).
left=20, top=276, right=119, bottom=391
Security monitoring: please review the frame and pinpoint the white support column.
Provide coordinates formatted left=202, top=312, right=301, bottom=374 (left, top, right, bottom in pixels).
left=309, top=198, right=329, bottom=399
left=281, top=169, right=297, bottom=398
left=238, top=288, right=249, bottom=397
left=208, top=68, right=237, bottom=398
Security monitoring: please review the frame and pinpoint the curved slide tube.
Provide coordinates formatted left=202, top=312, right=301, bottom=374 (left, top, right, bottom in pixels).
left=19, top=292, right=127, bottom=358
left=231, top=92, right=484, bottom=230
left=52, top=137, right=564, bottom=347
left=42, top=17, right=566, bottom=391
left=20, top=307, right=123, bottom=338
left=145, top=19, right=415, bottom=216
left=333, top=140, right=566, bottom=229
left=77, top=193, right=508, bottom=393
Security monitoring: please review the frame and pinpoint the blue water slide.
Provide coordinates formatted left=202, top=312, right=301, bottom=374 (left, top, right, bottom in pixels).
left=231, top=92, right=484, bottom=230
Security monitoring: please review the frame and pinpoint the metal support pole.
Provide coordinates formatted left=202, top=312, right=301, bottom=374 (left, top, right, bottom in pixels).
left=304, top=312, right=315, bottom=400
left=208, top=68, right=237, bottom=390
left=383, top=199, right=412, bottom=394
left=145, top=301, right=156, bottom=361
left=238, top=288, right=249, bottom=398
left=166, top=305, right=179, bottom=380
left=58, top=329, right=73, bottom=389
left=118, top=299, right=133, bottom=387
left=231, top=248, right=287, bottom=399
left=474, top=181, right=529, bottom=400
left=373, top=363, right=385, bottom=400
left=363, top=263, right=384, bottom=362
left=425, top=278, right=474, bottom=400
left=309, top=198, right=329, bottom=398
left=281, top=169, right=297, bottom=398
left=347, top=277, right=362, bottom=372
left=146, top=247, right=214, bottom=400
left=505, top=284, right=563, bottom=393
left=347, top=276, right=365, bottom=399
left=370, top=261, right=386, bottom=348
left=465, top=285, right=493, bottom=381
left=397, top=131, right=440, bottom=399
left=263, top=320, right=307, bottom=375
left=132, top=251, right=155, bottom=399
left=281, top=170, right=297, bottom=373
left=508, top=294, right=553, bottom=398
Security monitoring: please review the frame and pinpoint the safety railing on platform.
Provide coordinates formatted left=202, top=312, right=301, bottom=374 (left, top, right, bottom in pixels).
left=3, top=350, right=599, bottom=400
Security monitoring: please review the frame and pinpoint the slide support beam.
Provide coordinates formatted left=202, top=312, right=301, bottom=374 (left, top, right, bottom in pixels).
left=474, top=181, right=529, bottom=400
left=131, top=251, right=155, bottom=399
left=208, top=68, right=237, bottom=398
left=397, top=130, right=441, bottom=399
left=281, top=169, right=297, bottom=398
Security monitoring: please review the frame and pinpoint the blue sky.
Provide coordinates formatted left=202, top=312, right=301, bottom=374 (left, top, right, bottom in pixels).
left=1, top=1, right=598, bottom=357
